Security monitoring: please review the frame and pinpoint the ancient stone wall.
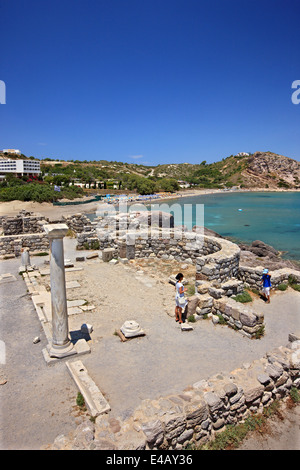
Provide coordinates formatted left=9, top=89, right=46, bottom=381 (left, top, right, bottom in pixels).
left=0, top=233, right=49, bottom=256
left=238, top=265, right=300, bottom=290
left=77, top=228, right=223, bottom=261
left=212, top=296, right=264, bottom=338
left=62, top=213, right=93, bottom=233
left=50, top=338, right=300, bottom=450
left=1, top=211, right=48, bottom=235
left=195, top=237, right=240, bottom=284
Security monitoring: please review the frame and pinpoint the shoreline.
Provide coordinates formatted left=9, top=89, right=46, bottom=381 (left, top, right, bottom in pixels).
left=0, top=188, right=299, bottom=266
left=1, top=187, right=300, bottom=219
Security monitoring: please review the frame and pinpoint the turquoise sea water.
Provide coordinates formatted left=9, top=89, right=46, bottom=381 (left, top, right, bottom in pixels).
left=88, top=191, right=300, bottom=260
left=162, top=191, right=300, bottom=261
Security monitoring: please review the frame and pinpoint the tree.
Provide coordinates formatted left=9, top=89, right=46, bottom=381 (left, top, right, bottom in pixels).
left=136, top=179, right=156, bottom=195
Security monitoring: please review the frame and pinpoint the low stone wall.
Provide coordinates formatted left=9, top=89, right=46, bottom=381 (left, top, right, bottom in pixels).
left=1, top=211, right=48, bottom=235
left=0, top=233, right=49, bottom=256
left=183, top=290, right=264, bottom=339
left=76, top=230, right=117, bottom=251
left=50, top=338, right=300, bottom=450
left=212, top=296, right=264, bottom=338
left=77, top=228, right=234, bottom=264
left=62, top=213, right=93, bottom=233
left=195, top=237, right=241, bottom=284
left=238, top=265, right=300, bottom=290
left=129, top=231, right=221, bottom=262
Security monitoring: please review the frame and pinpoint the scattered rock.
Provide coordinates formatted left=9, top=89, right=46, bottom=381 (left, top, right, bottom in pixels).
left=0, top=376, right=7, bottom=385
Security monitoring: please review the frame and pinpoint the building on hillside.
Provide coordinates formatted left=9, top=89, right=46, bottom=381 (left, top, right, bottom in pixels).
left=177, top=180, right=190, bottom=188
left=236, top=152, right=249, bottom=157
left=2, top=149, right=21, bottom=155
left=0, top=159, right=41, bottom=178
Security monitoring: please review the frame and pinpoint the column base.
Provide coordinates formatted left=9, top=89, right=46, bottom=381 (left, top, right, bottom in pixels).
left=47, top=341, right=76, bottom=359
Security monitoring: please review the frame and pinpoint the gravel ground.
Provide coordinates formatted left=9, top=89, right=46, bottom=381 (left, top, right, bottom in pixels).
left=0, top=238, right=299, bottom=450
left=0, top=256, right=79, bottom=450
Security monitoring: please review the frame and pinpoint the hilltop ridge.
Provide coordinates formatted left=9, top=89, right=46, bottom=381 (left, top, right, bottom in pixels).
left=1, top=150, right=299, bottom=190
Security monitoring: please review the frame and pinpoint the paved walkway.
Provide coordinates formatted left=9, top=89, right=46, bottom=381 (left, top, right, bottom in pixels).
left=0, top=245, right=299, bottom=449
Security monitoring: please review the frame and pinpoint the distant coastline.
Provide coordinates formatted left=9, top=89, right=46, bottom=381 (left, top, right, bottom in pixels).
left=1, top=188, right=299, bottom=265
left=1, top=187, right=300, bottom=219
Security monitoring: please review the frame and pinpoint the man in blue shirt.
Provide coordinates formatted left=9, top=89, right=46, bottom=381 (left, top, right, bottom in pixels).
left=261, top=268, right=271, bottom=303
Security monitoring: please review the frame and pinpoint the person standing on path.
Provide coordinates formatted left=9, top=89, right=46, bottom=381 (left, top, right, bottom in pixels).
left=261, top=268, right=272, bottom=303
left=175, top=273, right=188, bottom=324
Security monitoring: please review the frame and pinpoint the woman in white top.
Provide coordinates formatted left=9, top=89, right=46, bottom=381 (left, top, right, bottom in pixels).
left=175, top=273, right=188, bottom=324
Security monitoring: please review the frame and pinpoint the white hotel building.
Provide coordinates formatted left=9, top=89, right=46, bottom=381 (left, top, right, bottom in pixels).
left=0, top=159, right=41, bottom=178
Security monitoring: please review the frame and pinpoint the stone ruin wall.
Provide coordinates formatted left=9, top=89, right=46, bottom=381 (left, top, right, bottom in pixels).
left=75, top=212, right=300, bottom=342
left=1, top=211, right=48, bottom=235
left=2, top=210, right=297, bottom=450
left=0, top=212, right=93, bottom=257
left=0, top=211, right=50, bottom=256
left=51, top=337, right=300, bottom=450
left=0, top=233, right=50, bottom=257
left=61, top=213, right=93, bottom=234
left=239, top=265, right=300, bottom=290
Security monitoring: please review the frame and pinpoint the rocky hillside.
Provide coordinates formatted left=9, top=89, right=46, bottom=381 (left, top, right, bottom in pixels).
left=151, top=151, right=300, bottom=189
left=240, top=152, right=300, bottom=189
left=1, top=150, right=299, bottom=190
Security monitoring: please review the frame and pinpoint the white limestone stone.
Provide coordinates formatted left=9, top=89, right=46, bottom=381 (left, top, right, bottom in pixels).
left=120, top=320, right=145, bottom=338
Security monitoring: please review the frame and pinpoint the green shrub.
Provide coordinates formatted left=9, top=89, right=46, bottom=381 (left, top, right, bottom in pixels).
left=290, top=387, right=300, bottom=403
left=277, top=283, right=288, bottom=291
left=91, top=240, right=100, bottom=250
left=232, top=291, right=252, bottom=303
left=291, top=284, right=300, bottom=292
left=250, top=288, right=260, bottom=296
left=76, top=392, right=85, bottom=408
left=186, top=283, right=196, bottom=296
left=35, top=252, right=49, bottom=256
left=0, top=182, right=84, bottom=203
left=287, top=275, right=300, bottom=292
left=288, top=274, right=298, bottom=285
left=187, top=315, right=196, bottom=323
left=255, top=325, right=265, bottom=339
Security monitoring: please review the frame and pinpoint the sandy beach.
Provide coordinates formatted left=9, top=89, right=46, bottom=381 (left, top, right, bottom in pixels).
left=1, top=187, right=299, bottom=220
left=0, top=188, right=219, bottom=219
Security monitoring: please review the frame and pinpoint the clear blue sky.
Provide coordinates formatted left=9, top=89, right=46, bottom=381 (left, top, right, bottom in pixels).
left=1, top=0, right=300, bottom=165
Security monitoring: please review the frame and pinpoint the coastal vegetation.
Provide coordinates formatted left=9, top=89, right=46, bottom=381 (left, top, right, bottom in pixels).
left=0, top=149, right=300, bottom=201
left=0, top=174, right=84, bottom=202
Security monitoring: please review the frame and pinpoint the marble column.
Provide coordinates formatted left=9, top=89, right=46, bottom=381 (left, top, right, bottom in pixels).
left=44, top=224, right=75, bottom=358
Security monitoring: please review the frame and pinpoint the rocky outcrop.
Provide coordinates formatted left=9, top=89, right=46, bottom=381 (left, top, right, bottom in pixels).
left=243, top=151, right=300, bottom=188
left=245, top=240, right=279, bottom=258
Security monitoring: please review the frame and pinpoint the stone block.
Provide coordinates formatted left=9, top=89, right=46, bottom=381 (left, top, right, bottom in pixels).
left=66, top=360, right=110, bottom=417
left=141, top=419, right=164, bottom=446
left=86, top=252, right=99, bottom=259
left=244, top=385, right=264, bottom=404
left=67, top=299, right=87, bottom=307
left=239, top=310, right=258, bottom=327
left=181, top=323, right=194, bottom=331
left=66, top=281, right=81, bottom=289
left=102, top=248, right=115, bottom=262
